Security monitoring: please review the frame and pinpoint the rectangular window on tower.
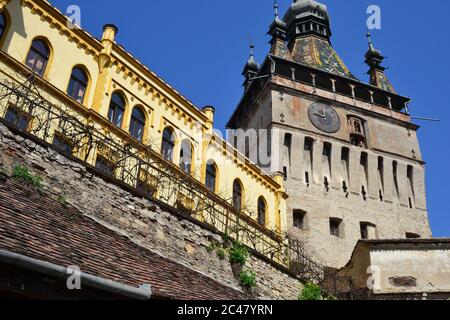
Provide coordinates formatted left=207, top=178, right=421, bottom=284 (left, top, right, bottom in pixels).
left=293, top=210, right=307, bottom=230
left=341, top=147, right=350, bottom=191
left=393, top=161, right=400, bottom=198
left=330, top=218, right=343, bottom=238
left=303, top=137, right=314, bottom=186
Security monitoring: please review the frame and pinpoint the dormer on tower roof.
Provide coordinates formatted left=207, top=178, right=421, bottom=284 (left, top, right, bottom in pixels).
left=365, top=33, right=397, bottom=94
left=268, top=1, right=292, bottom=59
left=242, top=44, right=260, bottom=90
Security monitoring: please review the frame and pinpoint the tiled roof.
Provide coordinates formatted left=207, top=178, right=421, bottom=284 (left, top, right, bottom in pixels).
left=289, top=36, right=357, bottom=80
left=0, top=175, right=247, bottom=300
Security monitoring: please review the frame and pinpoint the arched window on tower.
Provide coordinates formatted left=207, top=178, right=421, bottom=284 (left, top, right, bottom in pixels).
left=257, top=197, right=267, bottom=226
left=348, top=116, right=367, bottom=148
left=233, top=179, right=243, bottom=212
left=0, top=12, right=7, bottom=41
left=108, top=92, right=126, bottom=128
left=205, top=161, right=217, bottom=193
left=161, top=127, right=175, bottom=161
left=129, top=106, right=146, bottom=142
left=67, top=67, right=88, bottom=104
left=25, top=39, right=51, bottom=77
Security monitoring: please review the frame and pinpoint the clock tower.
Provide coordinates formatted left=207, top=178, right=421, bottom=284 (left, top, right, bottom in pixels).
left=227, top=0, right=432, bottom=269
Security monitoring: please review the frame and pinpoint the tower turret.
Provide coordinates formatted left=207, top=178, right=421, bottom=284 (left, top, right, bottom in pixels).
left=242, top=43, right=260, bottom=90
left=365, top=33, right=397, bottom=93
left=268, top=1, right=291, bottom=59
left=284, top=0, right=331, bottom=44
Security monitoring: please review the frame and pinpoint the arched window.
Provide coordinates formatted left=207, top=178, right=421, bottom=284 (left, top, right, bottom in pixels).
left=258, top=197, right=267, bottom=226
left=233, top=179, right=243, bottom=212
left=348, top=116, right=367, bottom=148
left=0, top=12, right=6, bottom=41
left=179, top=140, right=193, bottom=174
left=67, top=67, right=88, bottom=103
left=205, top=161, right=217, bottom=192
left=129, top=106, right=146, bottom=141
left=108, top=92, right=125, bottom=128
left=25, top=39, right=50, bottom=76
left=161, top=127, right=175, bottom=161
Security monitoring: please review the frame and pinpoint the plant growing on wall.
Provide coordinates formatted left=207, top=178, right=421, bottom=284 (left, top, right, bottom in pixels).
left=217, top=248, right=226, bottom=260
left=299, top=282, right=323, bottom=300
left=12, top=165, right=43, bottom=188
left=229, top=242, right=248, bottom=265
left=228, top=242, right=249, bottom=277
left=239, top=269, right=257, bottom=289
left=298, top=282, right=336, bottom=300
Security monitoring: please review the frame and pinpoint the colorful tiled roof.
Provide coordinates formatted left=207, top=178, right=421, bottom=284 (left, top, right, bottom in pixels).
left=0, top=175, right=247, bottom=300
left=289, top=36, right=357, bottom=79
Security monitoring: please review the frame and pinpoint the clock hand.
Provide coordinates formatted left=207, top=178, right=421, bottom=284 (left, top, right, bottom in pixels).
left=314, top=112, right=326, bottom=119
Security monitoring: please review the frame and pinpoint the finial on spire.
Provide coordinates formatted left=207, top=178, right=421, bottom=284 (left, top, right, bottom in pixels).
left=365, top=32, right=382, bottom=58
left=367, top=32, right=375, bottom=52
left=274, top=0, right=280, bottom=20
left=244, top=40, right=258, bottom=70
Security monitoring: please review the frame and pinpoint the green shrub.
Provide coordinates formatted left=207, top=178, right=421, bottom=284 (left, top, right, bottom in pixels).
left=206, top=243, right=215, bottom=253
left=58, top=195, right=67, bottom=205
left=12, top=165, right=43, bottom=188
left=217, top=248, right=226, bottom=260
left=298, top=282, right=324, bottom=301
left=239, top=270, right=257, bottom=289
left=228, top=243, right=248, bottom=265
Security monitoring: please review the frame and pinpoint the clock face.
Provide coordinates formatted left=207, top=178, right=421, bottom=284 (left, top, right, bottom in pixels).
left=308, top=103, right=341, bottom=133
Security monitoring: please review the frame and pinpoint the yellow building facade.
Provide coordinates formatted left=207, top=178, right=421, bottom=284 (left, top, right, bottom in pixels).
left=0, top=0, right=288, bottom=253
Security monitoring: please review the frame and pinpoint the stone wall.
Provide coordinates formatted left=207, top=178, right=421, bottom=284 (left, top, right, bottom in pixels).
left=0, top=122, right=303, bottom=300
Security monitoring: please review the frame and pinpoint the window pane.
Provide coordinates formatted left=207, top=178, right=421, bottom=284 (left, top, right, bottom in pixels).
left=179, top=140, right=192, bottom=174
left=233, top=180, right=242, bottom=212
left=112, top=93, right=125, bottom=106
left=258, top=198, right=266, bottom=225
left=161, top=128, right=174, bottom=161
left=26, top=40, right=50, bottom=76
left=5, top=107, right=29, bottom=130
left=53, top=134, right=74, bottom=155
left=95, top=155, right=115, bottom=176
left=34, top=56, right=46, bottom=76
left=32, top=40, right=49, bottom=57
left=72, top=68, right=87, bottom=83
left=0, top=13, right=6, bottom=39
left=68, top=68, right=87, bottom=103
left=205, top=163, right=216, bottom=192
left=25, top=50, right=37, bottom=70
left=108, top=93, right=125, bottom=127
left=130, top=107, right=145, bottom=141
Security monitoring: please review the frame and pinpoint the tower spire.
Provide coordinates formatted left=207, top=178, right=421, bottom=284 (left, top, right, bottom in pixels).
left=274, top=0, right=279, bottom=18
left=274, top=1, right=282, bottom=22
left=242, top=42, right=260, bottom=90
left=247, top=42, right=258, bottom=69
left=268, top=1, right=290, bottom=58
left=365, top=33, right=397, bottom=93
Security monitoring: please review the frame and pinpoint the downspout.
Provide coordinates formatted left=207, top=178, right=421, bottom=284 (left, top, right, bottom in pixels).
left=0, top=250, right=152, bottom=300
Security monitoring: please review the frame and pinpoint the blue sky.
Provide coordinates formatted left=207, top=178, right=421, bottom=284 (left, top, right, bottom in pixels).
left=53, top=0, right=449, bottom=237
